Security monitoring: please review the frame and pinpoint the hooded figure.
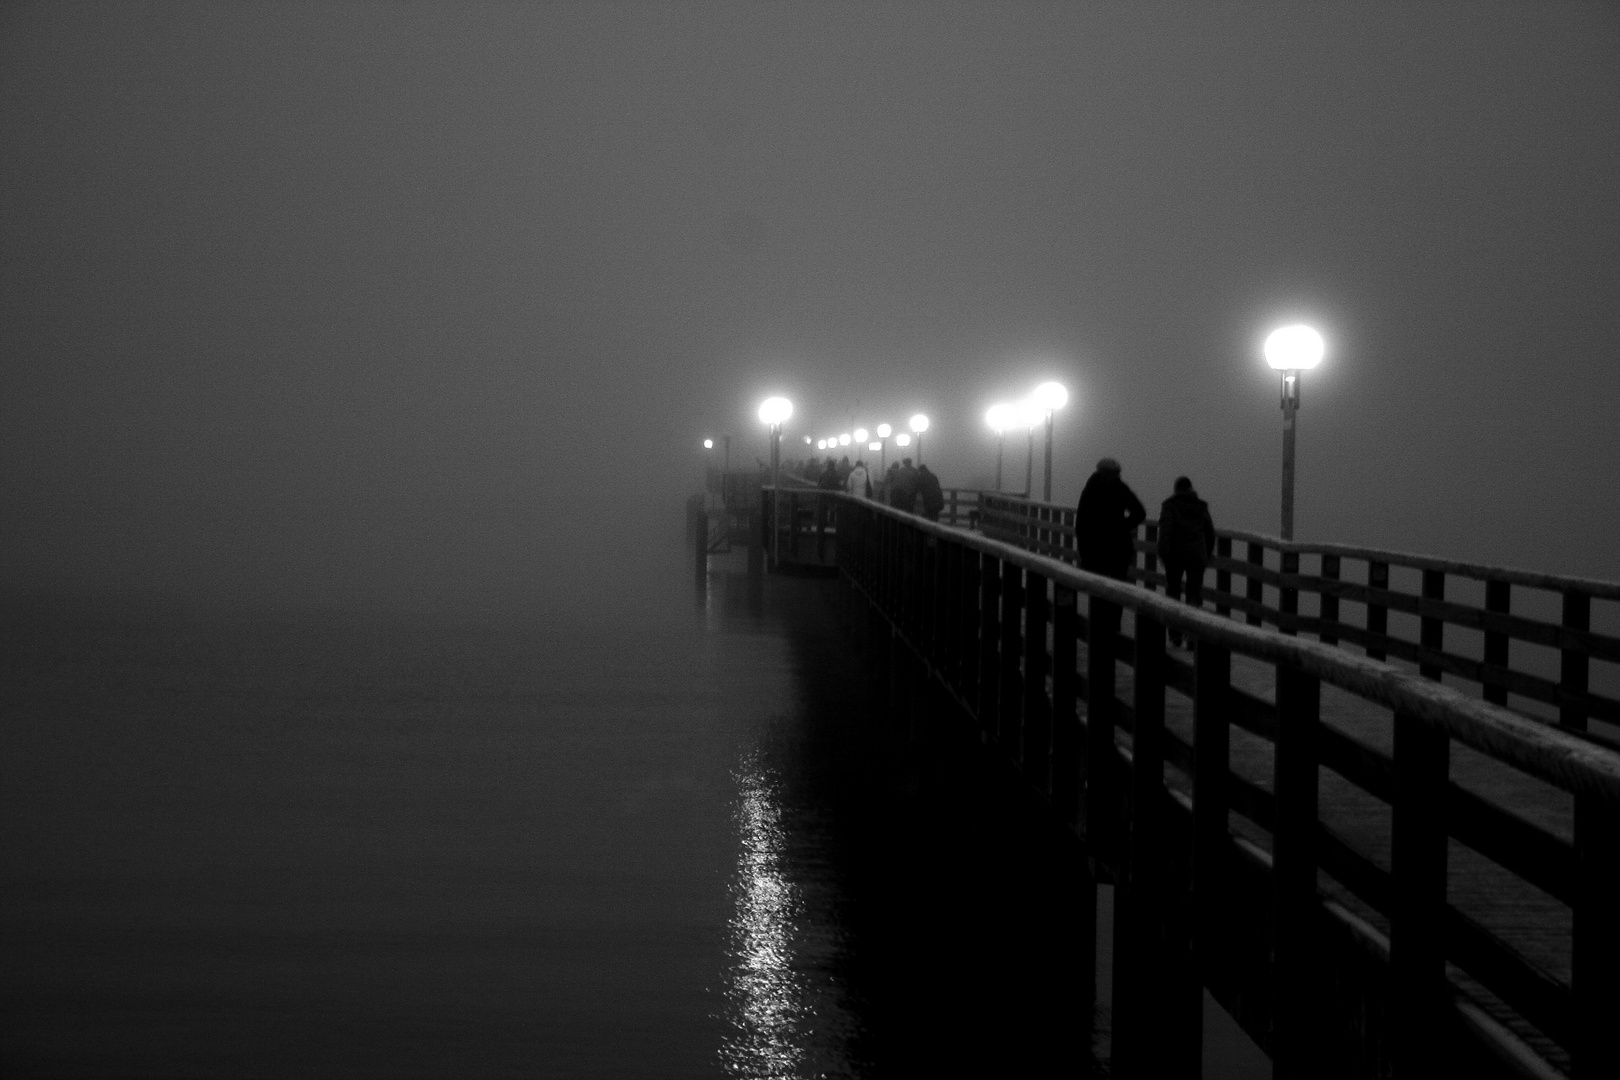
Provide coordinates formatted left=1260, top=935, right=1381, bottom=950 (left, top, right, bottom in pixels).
left=1074, top=458, right=1146, bottom=580
left=817, top=459, right=842, bottom=490
left=889, top=459, right=920, bottom=513
left=845, top=460, right=872, bottom=500
left=1156, top=476, right=1216, bottom=644
left=917, top=464, right=945, bottom=522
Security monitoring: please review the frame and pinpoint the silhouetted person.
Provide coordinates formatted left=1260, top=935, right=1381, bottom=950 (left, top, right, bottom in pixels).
left=817, top=458, right=841, bottom=490
left=1156, top=475, right=1216, bottom=647
left=891, top=457, right=920, bottom=513
left=917, top=464, right=944, bottom=522
left=837, top=455, right=852, bottom=483
left=846, top=459, right=872, bottom=499
left=1074, top=457, right=1145, bottom=580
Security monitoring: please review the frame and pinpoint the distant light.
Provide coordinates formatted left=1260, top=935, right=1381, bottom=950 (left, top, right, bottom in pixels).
left=876, top=423, right=892, bottom=439
left=838, top=433, right=852, bottom=446
left=985, top=403, right=1014, bottom=433
left=909, top=413, right=929, bottom=433
left=896, top=433, right=912, bottom=447
left=1029, top=381, right=1068, bottom=412
left=817, top=440, right=827, bottom=450
left=703, top=439, right=714, bottom=449
left=852, top=427, right=869, bottom=443
left=1264, top=325, right=1324, bottom=371
left=869, top=441, right=881, bottom=451
left=758, top=396, right=793, bottom=425
left=803, top=435, right=812, bottom=444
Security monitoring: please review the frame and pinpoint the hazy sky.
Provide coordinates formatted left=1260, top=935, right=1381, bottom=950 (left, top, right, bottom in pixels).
left=3, top=2, right=1618, bottom=605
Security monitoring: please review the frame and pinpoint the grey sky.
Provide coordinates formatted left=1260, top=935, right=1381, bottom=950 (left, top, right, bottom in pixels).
left=3, top=2, right=1617, bottom=605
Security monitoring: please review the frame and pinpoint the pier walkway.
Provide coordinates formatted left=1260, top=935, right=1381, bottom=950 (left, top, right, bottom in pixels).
left=693, top=484, right=1620, bottom=1079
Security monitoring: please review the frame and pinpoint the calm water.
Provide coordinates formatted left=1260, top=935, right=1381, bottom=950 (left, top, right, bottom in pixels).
left=1, top=552, right=1104, bottom=1077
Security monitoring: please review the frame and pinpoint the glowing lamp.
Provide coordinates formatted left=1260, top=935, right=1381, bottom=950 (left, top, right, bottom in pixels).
left=1029, top=381, right=1068, bottom=412
left=853, top=428, right=869, bottom=443
left=703, top=439, right=714, bottom=449
left=869, top=441, right=881, bottom=451
left=909, top=414, right=929, bottom=433
left=838, top=434, right=851, bottom=446
left=896, top=433, right=912, bottom=447
left=757, top=396, right=793, bottom=425
left=1264, top=325, right=1324, bottom=371
left=876, top=423, right=892, bottom=439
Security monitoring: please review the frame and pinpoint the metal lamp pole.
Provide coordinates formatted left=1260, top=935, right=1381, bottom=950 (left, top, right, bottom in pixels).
left=1263, top=325, right=1323, bottom=542
left=1280, top=371, right=1299, bottom=540
left=1024, top=426, right=1034, bottom=498
left=1042, top=411, right=1054, bottom=502
left=995, top=434, right=1004, bottom=491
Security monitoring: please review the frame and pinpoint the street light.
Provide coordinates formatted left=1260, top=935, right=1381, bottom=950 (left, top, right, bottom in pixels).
left=838, top=433, right=851, bottom=446
left=703, top=439, right=714, bottom=449
left=853, top=427, right=869, bottom=443
left=758, top=396, right=793, bottom=566
left=1027, top=381, right=1068, bottom=502
left=876, top=423, right=893, bottom=471
left=895, top=433, right=912, bottom=448
left=1263, top=325, right=1324, bottom=541
left=909, top=414, right=929, bottom=464
left=985, top=403, right=1015, bottom=491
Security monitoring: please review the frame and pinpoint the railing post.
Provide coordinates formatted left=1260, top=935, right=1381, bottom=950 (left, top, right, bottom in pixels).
left=1215, top=536, right=1232, bottom=617
left=1561, top=589, right=1591, bottom=731
left=1245, top=541, right=1265, bottom=626
left=1085, top=596, right=1119, bottom=867
left=1023, top=573, right=1052, bottom=795
left=1272, top=663, right=1321, bottom=1078
left=1143, top=522, right=1159, bottom=590
left=1420, top=570, right=1445, bottom=681
left=999, top=561, right=1025, bottom=758
left=1366, top=560, right=1389, bottom=660
left=1483, top=579, right=1511, bottom=706
left=1388, top=710, right=1450, bottom=1075
left=1051, top=585, right=1080, bottom=827
left=960, top=548, right=981, bottom=709
left=978, top=555, right=1002, bottom=741
left=1192, top=641, right=1231, bottom=979
left=1280, top=548, right=1299, bottom=634
left=1572, top=791, right=1620, bottom=1079
left=1319, top=553, right=1340, bottom=644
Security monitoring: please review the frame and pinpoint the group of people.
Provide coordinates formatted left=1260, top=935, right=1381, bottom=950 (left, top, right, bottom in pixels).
left=1075, top=457, right=1215, bottom=646
left=816, top=455, right=946, bottom=521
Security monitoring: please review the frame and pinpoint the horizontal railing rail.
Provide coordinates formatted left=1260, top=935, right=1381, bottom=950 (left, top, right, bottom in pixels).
left=831, top=491, right=1620, bottom=1078
left=966, top=492, right=1620, bottom=746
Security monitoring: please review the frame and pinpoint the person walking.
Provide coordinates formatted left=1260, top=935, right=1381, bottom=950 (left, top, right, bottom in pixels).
left=1156, top=476, right=1217, bottom=647
left=845, top=459, right=872, bottom=500
left=817, top=458, right=842, bottom=490
left=1074, top=457, right=1146, bottom=580
left=917, top=463, right=944, bottom=522
left=890, top=457, right=920, bottom=513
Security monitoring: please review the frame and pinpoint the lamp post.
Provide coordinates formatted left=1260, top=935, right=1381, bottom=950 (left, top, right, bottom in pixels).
left=985, top=404, right=1013, bottom=491
left=876, top=423, right=893, bottom=472
left=908, top=414, right=930, bottom=464
left=1028, top=381, right=1068, bottom=502
left=758, top=396, right=793, bottom=566
left=1263, top=325, right=1324, bottom=540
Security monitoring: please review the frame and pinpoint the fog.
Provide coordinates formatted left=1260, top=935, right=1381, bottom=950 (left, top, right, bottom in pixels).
left=4, top=2, right=1618, bottom=610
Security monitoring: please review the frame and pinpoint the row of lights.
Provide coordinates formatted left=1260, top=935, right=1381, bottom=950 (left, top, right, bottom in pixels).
left=712, top=324, right=1326, bottom=538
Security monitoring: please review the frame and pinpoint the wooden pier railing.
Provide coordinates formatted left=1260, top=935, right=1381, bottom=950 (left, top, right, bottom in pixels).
left=970, top=491, right=1620, bottom=750
left=748, top=487, right=1620, bottom=1079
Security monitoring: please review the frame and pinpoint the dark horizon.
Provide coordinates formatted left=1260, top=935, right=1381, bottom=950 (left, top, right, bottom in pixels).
left=3, top=1, right=1618, bottom=606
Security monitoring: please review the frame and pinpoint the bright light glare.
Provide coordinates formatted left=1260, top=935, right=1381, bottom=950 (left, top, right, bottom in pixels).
left=852, top=428, right=868, bottom=443
left=816, top=440, right=826, bottom=450
left=704, top=439, right=714, bottom=449
left=876, top=423, right=892, bottom=439
left=869, top=442, right=881, bottom=451
left=803, top=436, right=811, bottom=444
left=909, top=414, right=929, bottom=433
left=1030, top=381, right=1068, bottom=412
left=757, top=396, right=793, bottom=425
left=985, top=403, right=1013, bottom=433
left=896, top=433, right=912, bottom=447
left=1264, top=325, right=1325, bottom=371
left=838, top=434, right=851, bottom=446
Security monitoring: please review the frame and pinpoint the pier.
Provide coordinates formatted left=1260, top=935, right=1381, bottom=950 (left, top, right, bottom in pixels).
left=695, top=483, right=1620, bottom=1079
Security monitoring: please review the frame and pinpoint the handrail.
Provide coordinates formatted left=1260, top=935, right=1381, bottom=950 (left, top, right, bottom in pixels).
left=854, top=494, right=1620, bottom=805
left=828, top=488, right=1620, bottom=1076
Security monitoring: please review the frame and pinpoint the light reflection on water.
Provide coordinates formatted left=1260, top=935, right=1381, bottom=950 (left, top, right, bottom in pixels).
left=719, top=750, right=859, bottom=1079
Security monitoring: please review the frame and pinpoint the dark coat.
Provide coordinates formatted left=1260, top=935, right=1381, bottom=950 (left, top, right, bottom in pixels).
left=889, top=464, right=920, bottom=512
left=817, top=462, right=842, bottom=490
left=1156, top=490, right=1216, bottom=564
left=917, top=466, right=945, bottom=518
left=1075, top=471, right=1147, bottom=577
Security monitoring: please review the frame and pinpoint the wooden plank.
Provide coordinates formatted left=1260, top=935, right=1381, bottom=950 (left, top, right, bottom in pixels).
left=1215, top=536, right=1233, bottom=617
left=978, top=553, right=1001, bottom=740
left=999, top=560, right=1025, bottom=757
left=1087, top=596, right=1120, bottom=867
left=1193, top=641, right=1232, bottom=984
left=1245, top=542, right=1266, bottom=627
left=1320, top=553, right=1341, bottom=645
left=1366, top=561, right=1390, bottom=661
left=1421, top=570, right=1445, bottom=682
left=1561, top=592, right=1591, bottom=731
left=1051, top=585, right=1081, bottom=827
left=1484, top=580, right=1511, bottom=707
left=1024, top=572, right=1052, bottom=795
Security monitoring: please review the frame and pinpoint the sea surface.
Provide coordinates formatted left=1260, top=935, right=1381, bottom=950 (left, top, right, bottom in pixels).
left=1, top=548, right=1165, bottom=1078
